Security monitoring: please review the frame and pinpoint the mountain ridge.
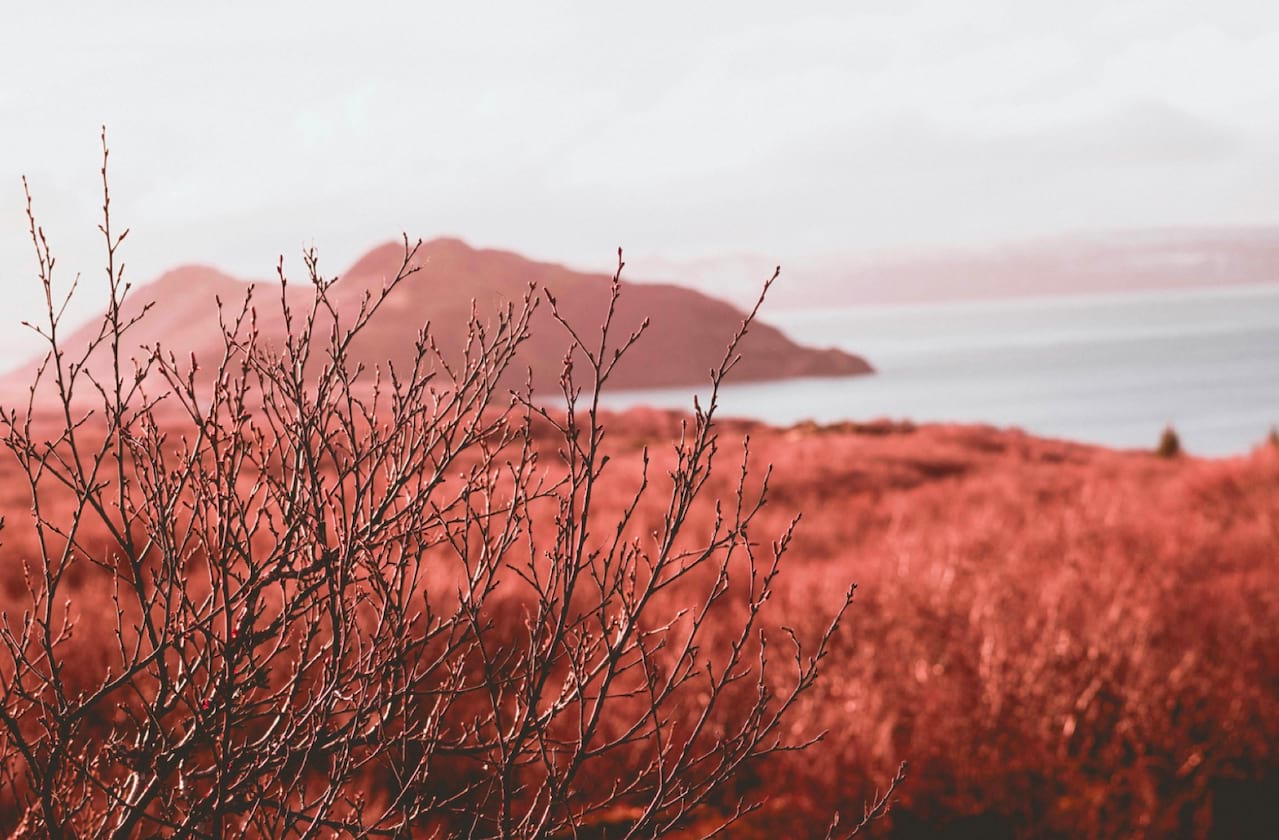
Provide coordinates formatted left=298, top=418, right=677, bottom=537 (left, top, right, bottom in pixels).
left=633, top=226, right=1279, bottom=310
left=3, top=238, right=872, bottom=396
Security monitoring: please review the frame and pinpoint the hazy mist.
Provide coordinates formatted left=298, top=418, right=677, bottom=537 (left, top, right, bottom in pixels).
left=4, top=1, right=1279, bottom=359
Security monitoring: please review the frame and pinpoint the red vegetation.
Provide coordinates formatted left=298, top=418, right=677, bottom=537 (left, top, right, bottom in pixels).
left=3, top=409, right=1277, bottom=835
left=658, top=418, right=1279, bottom=837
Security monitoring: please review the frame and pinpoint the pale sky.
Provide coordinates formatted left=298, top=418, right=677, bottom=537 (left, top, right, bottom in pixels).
left=3, top=1, right=1279, bottom=360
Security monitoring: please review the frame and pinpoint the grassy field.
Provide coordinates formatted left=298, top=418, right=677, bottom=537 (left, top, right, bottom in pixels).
left=593, top=412, right=1279, bottom=837
left=1, top=409, right=1276, bottom=837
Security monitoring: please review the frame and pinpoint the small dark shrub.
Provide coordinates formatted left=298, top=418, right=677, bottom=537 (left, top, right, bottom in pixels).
left=1156, top=425, right=1182, bottom=458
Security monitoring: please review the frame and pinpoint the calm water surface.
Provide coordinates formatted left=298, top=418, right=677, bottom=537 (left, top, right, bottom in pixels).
left=599, top=285, right=1279, bottom=457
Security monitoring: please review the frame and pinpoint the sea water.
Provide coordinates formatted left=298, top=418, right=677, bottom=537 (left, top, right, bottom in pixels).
left=598, top=284, right=1279, bottom=457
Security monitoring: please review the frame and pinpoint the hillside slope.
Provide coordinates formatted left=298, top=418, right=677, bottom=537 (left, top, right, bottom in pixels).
left=4, top=238, right=871, bottom=396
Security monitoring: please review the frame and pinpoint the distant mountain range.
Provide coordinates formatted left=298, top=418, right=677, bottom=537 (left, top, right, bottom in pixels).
left=4, top=238, right=871, bottom=396
left=634, top=227, right=1279, bottom=309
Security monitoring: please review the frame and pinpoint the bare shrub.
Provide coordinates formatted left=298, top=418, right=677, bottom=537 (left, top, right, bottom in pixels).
left=0, top=134, right=888, bottom=837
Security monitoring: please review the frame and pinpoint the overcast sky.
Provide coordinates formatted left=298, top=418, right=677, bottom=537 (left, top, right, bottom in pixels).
left=3, top=1, right=1279, bottom=359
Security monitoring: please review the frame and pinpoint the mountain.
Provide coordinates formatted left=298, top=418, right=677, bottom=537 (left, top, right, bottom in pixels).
left=4, top=238, right=871, bottom=397
left=635, top=227, right=1279, bottom=309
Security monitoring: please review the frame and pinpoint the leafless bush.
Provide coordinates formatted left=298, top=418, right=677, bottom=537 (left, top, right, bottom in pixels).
left=0, top=134, right=886, bottom=838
